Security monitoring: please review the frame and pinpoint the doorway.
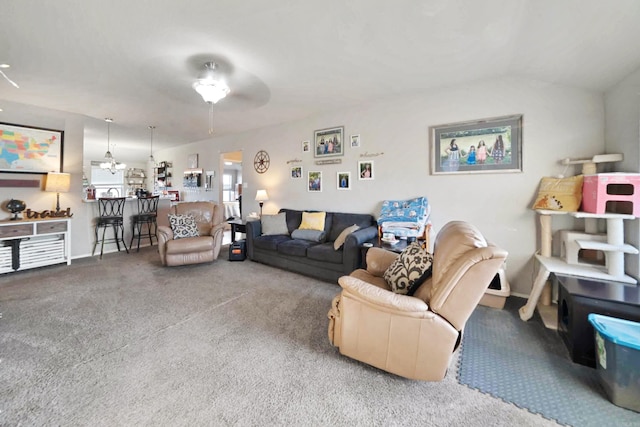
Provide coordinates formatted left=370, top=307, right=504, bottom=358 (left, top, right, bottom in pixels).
left=220, top=151, right=243, bottom=220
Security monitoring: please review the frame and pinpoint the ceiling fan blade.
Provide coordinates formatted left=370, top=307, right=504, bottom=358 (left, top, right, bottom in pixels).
left=0, top=69, right=19, bottom=88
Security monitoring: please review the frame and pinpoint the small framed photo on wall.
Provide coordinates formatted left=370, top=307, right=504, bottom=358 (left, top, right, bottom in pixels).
left=358, top=160, right=374, bottom=180
left=308, top=171, right=322, bottom=192
left=337, top=172, right=351, bottom=190
left=291, top=166, right=302, bottom=179
left=350, top=134, right=360, bottom=148
left=187, top=153, right=199, bottom=168
left=302, top=140, right=310, bottom=153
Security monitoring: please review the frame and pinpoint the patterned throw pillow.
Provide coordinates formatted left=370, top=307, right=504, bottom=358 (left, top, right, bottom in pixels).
left=384, top=242, right=433, bottom=295
left=168, top=214, right=199, bottom=239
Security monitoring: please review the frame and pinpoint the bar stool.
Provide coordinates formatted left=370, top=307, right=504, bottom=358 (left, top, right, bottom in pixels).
left=92, top=197, right=129, bottom=259
left=130, top=195, right=159, bottom=251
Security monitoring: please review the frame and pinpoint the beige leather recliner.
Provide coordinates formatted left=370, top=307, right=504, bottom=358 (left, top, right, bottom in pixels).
left=157, top=201, right=225, bottom=267
left=328, top=220, right=508, bottom=381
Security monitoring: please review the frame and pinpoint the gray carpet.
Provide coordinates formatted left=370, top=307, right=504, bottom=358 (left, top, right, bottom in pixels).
left=1, top=246, right=556, bottom=426
left=458, top=298, right=640, bottom=426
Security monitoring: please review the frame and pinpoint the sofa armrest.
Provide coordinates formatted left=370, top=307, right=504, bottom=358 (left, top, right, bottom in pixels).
left=245, top=219, right=262, bottom=259
left=338, top=275, right=431, bottom=315
left=342, top=225, right=379, bottom=272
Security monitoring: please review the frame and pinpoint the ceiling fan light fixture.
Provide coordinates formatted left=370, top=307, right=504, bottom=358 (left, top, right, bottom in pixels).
left=192, top=80, right=230, bottom=104
left=192, top=62, right=230, bottom=104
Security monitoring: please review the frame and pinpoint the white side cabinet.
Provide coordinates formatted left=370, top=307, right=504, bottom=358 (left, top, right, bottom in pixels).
left=0, top=218, right=71, bottom=274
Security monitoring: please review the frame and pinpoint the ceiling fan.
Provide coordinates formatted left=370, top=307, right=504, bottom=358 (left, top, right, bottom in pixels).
left=192, top=61, right=231, bottom=134
left=182, top=54, right=271, bottom=132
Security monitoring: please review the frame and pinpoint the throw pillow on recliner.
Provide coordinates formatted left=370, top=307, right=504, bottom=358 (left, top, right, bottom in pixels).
left=384, top=242, right=433, bottom=295
left=168, top=214, right=199, bottom=239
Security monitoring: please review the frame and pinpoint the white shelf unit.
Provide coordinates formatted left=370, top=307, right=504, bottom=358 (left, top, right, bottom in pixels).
left=519, top=210, right=637, bottom=323
left=0, top=218, right=71, bottom=273
left=126, top=168, right=147, bottom=195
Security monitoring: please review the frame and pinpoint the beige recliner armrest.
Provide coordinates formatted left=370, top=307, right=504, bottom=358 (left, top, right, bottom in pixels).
left=157, top=225, right=173, bottom=265
left=365, top=247, right=399, bottom=276
left=338, top=275, right=431, bottom=315
left=209, top=222, right=226, bottom=237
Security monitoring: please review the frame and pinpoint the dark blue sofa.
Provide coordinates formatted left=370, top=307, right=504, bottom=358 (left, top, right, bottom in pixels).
left=246, top=208, right=378, bottom=282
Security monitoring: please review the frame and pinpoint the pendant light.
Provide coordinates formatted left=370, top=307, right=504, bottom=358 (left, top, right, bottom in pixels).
left=148, top=125, right=156, bottom=163
left=99, top=118, right=126, bottom=174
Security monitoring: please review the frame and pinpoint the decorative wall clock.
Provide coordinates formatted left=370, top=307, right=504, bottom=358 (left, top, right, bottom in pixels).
left=254, top=150, right=270, bottom=173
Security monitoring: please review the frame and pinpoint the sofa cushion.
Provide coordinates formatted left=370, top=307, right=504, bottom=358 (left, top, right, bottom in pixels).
left=282, top=209, right=303, bottom=234
left=299, top=211, right=326, bottom=231
left=333, top=224, right=360, bottom=250
left=261, top=213, right=289, bottom=235
left=291, top=228, right=326, bottom=242
left=384, top=242, right=433, bottom=295
left=168, top=214, right=199, bottom=239
left=278, top=239, right=318, bottom=257
left=253, top=234, right=291, bottom=251
left=307, top=243, right=343, bottom=264
left=329, top=213, right=375, bottom=242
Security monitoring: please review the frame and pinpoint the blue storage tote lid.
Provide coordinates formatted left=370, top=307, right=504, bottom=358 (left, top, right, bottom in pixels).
left=588, top=313, right=640, bottom=351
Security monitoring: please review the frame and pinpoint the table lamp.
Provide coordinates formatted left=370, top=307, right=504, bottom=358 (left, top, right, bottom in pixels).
left=45, top=172, right=71, bottom=213
left=255, top=189, right=269, bottom=216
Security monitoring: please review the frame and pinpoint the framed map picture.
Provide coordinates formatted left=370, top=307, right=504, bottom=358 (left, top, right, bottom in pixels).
left=0, top=122, right=64, bottom=173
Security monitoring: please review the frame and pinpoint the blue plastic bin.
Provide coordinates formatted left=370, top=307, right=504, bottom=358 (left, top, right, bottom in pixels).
left=588, top=313, right=640, bottom=412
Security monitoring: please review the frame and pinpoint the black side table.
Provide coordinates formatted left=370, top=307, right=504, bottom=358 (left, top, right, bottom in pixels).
left=555, top=273, right=640, bottom=367
left=360, top=239, right=411, bottom=269
left=227, top=220, right=247, bottom=243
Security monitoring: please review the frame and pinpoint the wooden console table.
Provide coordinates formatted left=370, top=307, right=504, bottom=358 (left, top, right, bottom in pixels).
left=0, top=218, right=71, bottom=273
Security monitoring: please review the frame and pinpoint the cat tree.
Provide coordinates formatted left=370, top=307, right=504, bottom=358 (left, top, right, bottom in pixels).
left=519, top=154, right=639, bottom=323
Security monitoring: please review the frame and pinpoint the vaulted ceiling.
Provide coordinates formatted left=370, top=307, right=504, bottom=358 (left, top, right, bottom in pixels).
left=1, top=0, right=640, bottom=163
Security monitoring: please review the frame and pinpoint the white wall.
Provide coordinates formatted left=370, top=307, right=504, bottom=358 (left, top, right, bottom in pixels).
left=156, top=77, right=605, bottom=295
left=605, top=68, right=640, bottom=278
left=0, top=101, right=94, bottom=258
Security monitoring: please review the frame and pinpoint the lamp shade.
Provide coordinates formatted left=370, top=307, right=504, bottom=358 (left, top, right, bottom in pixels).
left=255, top=189, right=269, bottom=202
left=45, top=172, right=71, bottom=193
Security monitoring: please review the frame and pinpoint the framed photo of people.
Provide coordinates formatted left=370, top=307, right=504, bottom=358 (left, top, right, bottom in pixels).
left=337, top=172, right=351, bottom=190
left=308, top=171, right=322, bottom=192
left=291, top=166, right=302, bottom=179
left=313, top=126, right=344, bottom=158
left=358, top=160, right=374, bottom=180
left=430, top=114, right=523, bottom=175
